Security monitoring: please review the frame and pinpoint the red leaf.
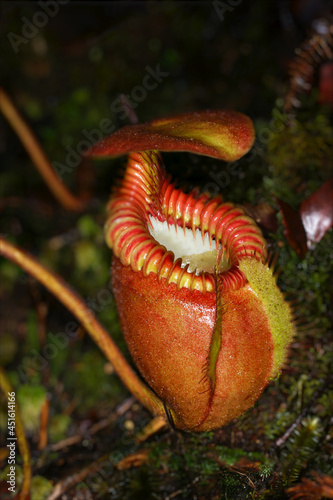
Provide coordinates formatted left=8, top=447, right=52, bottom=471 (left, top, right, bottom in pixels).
left=88, top=110, right=255, bottom=162
left=276, top=198, right=308, bottom=258
left=318, top=62, right=333, bottom=107
left=300, top=179, right=333, bottom=249
left=242, top=202, right=278, bottom=234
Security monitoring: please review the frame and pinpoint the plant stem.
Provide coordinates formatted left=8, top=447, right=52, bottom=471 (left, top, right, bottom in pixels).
left=0, top=367, right=32, bottom=500
left=0, top=87, right=83, bottom=212
left=0, top=236, right=165, bottom=418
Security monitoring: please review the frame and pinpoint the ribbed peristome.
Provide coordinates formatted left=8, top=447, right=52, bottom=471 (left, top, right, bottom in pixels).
left=105, top=151, right=267, bottom=293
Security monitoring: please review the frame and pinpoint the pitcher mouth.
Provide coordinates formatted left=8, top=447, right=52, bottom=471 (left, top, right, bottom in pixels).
left=147, top=215, right=231, bottom=275
left=105, top=151, right=267, bottom=293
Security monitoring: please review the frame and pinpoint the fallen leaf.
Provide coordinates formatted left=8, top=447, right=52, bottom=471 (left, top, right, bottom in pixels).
left=242, top=202, right=278, bottom=234
left=318, top=62, right=333, bottom=107
left=276, top=198, right=308, bottom=258
left=300, top=178, right=333, bottom=249
left=116, top=449, right=150, bottom=470
left=287, top=471, right=333, bottom=500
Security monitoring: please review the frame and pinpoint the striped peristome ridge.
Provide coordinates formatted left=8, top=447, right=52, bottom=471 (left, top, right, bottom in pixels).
left=105, top=151, right=267, bottom=293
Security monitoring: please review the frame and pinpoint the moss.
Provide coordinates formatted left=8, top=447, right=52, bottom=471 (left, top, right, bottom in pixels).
left=17, top=384, right=47, bottom=433
left=31, top=476, right=53, bottom=500
left=280, top=416, right=324, bottom=484
left=265, top=106, right=333, bottom=203
left=48, top=414, right=72, bottom=443
left=65, top=350, right=123, bottom=412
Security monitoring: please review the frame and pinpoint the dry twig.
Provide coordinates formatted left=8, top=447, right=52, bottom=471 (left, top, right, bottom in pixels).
left=50, top=396, right=135, bottom=452
left=0, top=87, right=83, bottom=212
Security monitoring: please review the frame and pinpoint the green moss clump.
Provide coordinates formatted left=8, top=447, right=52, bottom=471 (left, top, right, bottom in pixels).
left=266, top=106, right=333, bottom=203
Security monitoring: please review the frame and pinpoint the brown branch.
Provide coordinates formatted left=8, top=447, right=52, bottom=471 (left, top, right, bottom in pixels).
left=38, top=395, right=50, bottom=450
left=28, top=278, right=49, bottom=385
left=276, top=378, right=329, bottom=447
left=0, top=367, right=32, bottom=500
left=0, top=236, right=165, bottom=419
left=47, top=455, right=108, bottom=500
left=136, top=416, right=168, bottom=443
left=0, top=87, right=83, bottom=212
left=50, top=396, right=135, bottom=452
